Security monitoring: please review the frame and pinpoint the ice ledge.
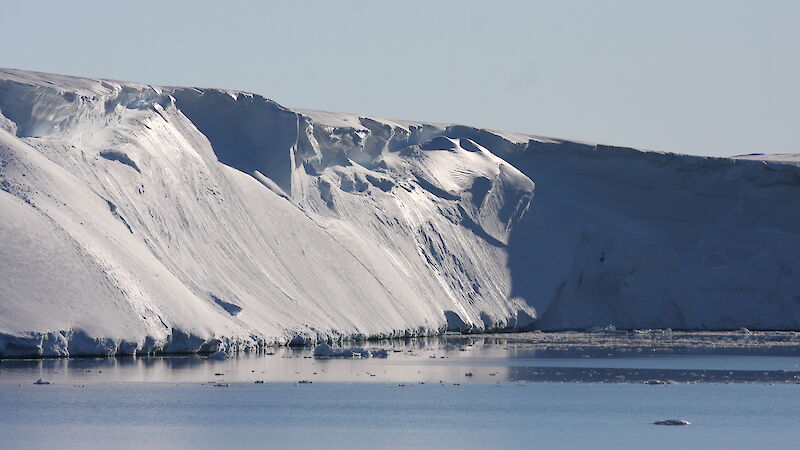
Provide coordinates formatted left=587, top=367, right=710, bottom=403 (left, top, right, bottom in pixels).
left=0, top=321, right=538, bottom=358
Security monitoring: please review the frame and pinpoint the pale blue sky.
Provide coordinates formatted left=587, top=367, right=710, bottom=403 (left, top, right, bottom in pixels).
left=1, top=0, right=797, bottom=157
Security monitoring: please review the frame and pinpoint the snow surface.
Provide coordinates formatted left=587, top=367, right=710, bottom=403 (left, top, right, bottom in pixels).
left=0, top=68, right=798, bottom=356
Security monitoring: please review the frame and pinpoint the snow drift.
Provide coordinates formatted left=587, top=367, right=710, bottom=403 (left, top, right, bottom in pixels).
left=0, top=68, right=798, bottom=357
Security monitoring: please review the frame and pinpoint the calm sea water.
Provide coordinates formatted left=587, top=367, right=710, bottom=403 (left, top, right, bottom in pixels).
left=2, top=334, right=799, bottom=449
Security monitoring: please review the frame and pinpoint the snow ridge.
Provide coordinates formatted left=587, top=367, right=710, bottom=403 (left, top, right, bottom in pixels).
left=0, top=68, right=798, bottom=357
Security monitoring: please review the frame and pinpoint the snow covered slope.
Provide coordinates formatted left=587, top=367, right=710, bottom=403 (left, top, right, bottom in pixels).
left=1, top=68, right=798, bottom=356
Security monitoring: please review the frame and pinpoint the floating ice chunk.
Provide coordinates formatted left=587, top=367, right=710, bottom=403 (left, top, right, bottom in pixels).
left=370, top=349, right=388, bottom=358
left=644, top=379, right=676, bottom=385
left=313, top=345, right=389, bottom=358
left=207, top=351, right=228, bottom=361
left=654, top=419, right=691, bottom=426
left=313, top=343, right=333, bottom=357
left=587, top=324, right=626, bottom=334
left=347, top=348, right=366, bottom=358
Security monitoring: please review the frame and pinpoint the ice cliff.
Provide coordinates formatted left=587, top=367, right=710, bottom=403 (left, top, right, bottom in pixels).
left=1, top=68, right=798, bottom=357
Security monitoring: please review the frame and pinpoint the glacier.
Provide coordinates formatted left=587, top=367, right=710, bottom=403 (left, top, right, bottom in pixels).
left=0, top=68, right=798, bottom=357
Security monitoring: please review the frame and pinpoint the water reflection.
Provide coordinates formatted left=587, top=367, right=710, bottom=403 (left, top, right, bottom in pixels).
left=1, top=332, right=799, bottom=385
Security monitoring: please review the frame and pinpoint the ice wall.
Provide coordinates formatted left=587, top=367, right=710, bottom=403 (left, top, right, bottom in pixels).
left=1, top=68, right=798, bottom=356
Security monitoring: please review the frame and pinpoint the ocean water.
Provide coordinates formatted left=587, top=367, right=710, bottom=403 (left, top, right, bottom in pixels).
left=1, top=334, right=799, bottom=449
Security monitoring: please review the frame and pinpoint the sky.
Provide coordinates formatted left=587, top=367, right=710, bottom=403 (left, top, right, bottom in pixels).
left=1, top=0, right=797, bottom=157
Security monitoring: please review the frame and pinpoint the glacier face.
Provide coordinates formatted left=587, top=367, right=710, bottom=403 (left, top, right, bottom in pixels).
left=0, top=68, right=798, bottom=357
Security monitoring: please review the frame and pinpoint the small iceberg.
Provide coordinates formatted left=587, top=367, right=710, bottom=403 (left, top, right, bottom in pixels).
left=370, top=349, right=388, bottom=358
left=206, top=351, right=228, bottom=361
left=313, top=343, right=333, bottom=357
left=313, top=344, right=389, bottom=358
left=645, top=379, right=676, bottom=385
left=587, top=324, right=627, bottom=334
left=654, top=419, right=691, bottom=426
